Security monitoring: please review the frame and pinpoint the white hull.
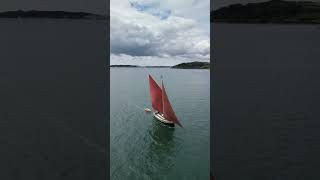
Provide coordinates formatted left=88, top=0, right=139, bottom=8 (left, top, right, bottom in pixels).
left=153, top=112, right=174, bottom=126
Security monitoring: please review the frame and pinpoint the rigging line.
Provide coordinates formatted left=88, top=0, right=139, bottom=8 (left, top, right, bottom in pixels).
left=128, top=102, right=145, bottom=111
left=144, top=67, right=151, bottom=106
left=133, top=66, right=151, bottom=108
left=141, top=65, right=152, bottom=75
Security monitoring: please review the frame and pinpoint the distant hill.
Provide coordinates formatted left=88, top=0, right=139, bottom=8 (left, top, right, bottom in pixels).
left=109, top=65, right=139, bottom=68
left=171, top=61, right=210, bottom=69
left=110, top=62, right=210, bottom=69
left=0, top=10, right=106, bottom=20
left=211, top=0, right=320, bottom=24
left=109, top=65, right=170, bottom=68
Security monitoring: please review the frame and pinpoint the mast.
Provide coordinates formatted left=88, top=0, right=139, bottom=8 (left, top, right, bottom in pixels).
left=161, top=81, right=182, bottom=127
left=149, top=75, right=163, bottom=113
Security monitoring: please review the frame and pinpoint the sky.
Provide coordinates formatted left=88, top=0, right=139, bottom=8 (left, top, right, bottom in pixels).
left=110, top=0, right=210, bottom=66
left=0, top=0, right=107, bottom=15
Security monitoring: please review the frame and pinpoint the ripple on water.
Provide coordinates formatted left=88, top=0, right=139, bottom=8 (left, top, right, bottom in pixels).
left=111, top=68, right=210, bottom=180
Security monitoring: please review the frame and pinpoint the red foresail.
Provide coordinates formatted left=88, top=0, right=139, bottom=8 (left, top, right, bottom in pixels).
left=149, top=75, right=163, bottom=113
left=161, top=81, right=182, bottom=127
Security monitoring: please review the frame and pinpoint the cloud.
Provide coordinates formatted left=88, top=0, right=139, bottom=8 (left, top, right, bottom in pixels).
left=129, top=1, right=172, bottom=20
left=110, top=0, right=210, bottom=65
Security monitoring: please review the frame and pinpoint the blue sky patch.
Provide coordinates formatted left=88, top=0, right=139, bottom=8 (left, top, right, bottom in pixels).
left=130, top=1, right=171, bottom=20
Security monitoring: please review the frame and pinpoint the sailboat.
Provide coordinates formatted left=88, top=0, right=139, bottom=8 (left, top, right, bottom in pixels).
left=148, top=74, right=182, bottom=127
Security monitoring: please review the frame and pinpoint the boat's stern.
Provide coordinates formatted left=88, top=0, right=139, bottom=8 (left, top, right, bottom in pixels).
left=153, top=112, right=175, bottom=127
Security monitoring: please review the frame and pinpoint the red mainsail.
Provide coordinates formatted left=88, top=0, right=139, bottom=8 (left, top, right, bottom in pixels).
left=161, top=81, right=182, bottom=127
left=149, top=75, right=163, bottom=113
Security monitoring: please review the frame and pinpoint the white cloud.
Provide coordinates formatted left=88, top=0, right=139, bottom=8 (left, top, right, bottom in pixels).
left=110, top=0, right=210, bottom=65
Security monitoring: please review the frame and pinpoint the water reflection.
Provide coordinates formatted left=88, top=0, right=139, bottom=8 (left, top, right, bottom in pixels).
left=149, top=120, right=175, bottom=145
left=146, top=120, right=176, bottom=173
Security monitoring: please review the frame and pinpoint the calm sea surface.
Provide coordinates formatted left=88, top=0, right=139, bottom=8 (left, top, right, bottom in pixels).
left=0, top=19, right=107, bottom=179
left=111, top=68, right=210, bottom=180
left=213, top=23, right=320, bottom=179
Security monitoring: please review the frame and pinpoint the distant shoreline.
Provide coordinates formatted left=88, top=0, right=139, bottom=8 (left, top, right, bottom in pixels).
left=211, top=0, right=320, bottom=24
left=0, top=10, right=107, bottom=20
left=110, top=65, right=170, bottom=68
left=212, top=21, right=320, bottom=25
left=110, top=61, right=210, bottom=69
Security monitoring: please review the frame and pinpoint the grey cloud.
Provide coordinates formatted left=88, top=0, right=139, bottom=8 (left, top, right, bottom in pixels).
left=110, top=14, right=209, bottom=58
left=110, top=0, right=209, bottom=65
